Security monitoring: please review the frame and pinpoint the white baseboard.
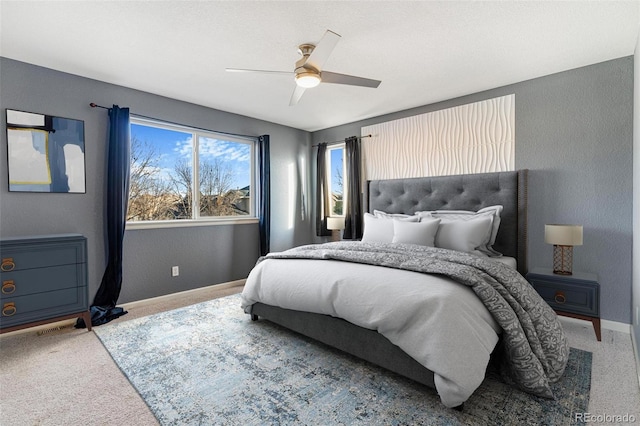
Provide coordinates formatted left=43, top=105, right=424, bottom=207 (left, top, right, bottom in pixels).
left=602, top=319, right=632, bottom=334
left=631, top=329, right=640, bottom=390
left=559, top=315, right=631, bottom=334
left=122, top=279, right=245, bottom=310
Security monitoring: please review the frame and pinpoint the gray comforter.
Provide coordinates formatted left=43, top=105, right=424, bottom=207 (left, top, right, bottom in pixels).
left=262, top=241, right=569, bottom=400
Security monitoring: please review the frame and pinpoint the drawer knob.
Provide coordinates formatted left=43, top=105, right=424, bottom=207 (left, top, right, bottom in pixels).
left=2, top=302, right=16, bottom=317
left=1, top=280, right=16, bottom=295
left=554, top=291, right=566, bottom=304
left=1, top=258, right=15, bottom=272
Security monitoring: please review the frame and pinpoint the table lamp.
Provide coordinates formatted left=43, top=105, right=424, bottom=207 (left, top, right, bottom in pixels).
left=544, top=224, right=583, bottom=275
left=326, top=217, right=345, bottom=242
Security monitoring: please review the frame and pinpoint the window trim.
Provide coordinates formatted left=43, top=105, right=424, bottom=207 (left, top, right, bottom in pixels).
left=326, top=143, right=347, bottom=218
left=127, top=116, right=258, bottom=228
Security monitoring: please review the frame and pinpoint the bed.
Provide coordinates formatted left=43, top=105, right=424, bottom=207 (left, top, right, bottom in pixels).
left=241, top=170, right=568, bottom=408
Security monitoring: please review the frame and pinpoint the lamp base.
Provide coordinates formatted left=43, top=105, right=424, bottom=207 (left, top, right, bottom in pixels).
left=552, top=244, right=573, bottom=275
left=331, top=230, right=341, bottom=242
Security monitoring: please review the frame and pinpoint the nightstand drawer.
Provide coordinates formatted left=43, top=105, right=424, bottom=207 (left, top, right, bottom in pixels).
left=532, top=281, right=598, bottom=315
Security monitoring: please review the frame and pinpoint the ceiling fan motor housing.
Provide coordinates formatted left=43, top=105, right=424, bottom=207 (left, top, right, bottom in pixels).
left=295, top=43, right=321, bottom=87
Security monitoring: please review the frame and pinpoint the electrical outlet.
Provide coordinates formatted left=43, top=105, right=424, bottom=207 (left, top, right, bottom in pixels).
left=171, top=266, right=179, bottom=277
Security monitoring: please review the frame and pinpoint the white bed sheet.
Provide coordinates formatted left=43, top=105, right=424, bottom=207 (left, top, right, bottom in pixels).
left=241, top=256, right=509, bottom=407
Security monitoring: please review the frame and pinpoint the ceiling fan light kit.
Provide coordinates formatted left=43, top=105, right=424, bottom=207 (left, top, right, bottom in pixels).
left=226, top=29, right=381, bottom=105
left=295, top=71, right=321, bottom=88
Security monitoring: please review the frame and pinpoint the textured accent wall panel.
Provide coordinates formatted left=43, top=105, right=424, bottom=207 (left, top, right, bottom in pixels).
left=361, top=94, right=515, bottom=180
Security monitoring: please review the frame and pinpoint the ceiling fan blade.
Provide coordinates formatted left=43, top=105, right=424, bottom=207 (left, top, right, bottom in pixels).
left=289, top=85, right=306, bottom=106
left=320, top=71, right=381, bottom=88
left=226, top=68, right=293, bottom=75
left=305, top=30, right=341, bottom=71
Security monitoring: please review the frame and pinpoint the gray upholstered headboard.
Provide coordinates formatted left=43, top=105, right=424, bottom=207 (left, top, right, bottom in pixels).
left=367, top=170, right=528, bottom=275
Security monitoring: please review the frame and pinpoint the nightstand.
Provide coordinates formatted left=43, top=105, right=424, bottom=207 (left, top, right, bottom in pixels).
left=526, top=267, right=600, bottom=341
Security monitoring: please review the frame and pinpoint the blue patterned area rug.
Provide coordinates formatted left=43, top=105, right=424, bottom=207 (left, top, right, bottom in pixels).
left=95, top=294, right=591, bottom=425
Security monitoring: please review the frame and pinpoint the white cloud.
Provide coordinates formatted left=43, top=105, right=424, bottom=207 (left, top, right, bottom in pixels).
left=174, top=137, right=194, bottom=158
left=199, top=138, right=250, bottom=163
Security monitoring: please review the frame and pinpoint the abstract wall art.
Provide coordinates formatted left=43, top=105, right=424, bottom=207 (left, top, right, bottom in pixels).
left=6, top=109, right=85, bottom=193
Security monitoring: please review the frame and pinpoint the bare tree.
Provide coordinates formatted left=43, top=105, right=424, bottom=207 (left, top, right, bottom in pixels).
left=172, top=157, right=245, bottom=217
left=199, top=159, right=242, bottom=216
left=333, top=166, right=344, bottom=215
left=128, top=136, right=175, bottom=221
left=171, top=158, right=193, bottom=219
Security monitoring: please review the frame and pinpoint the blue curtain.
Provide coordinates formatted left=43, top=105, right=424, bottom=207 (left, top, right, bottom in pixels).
left=258, top=135, right=270, bottom=256
left=78, top=105, right=130, bottom=328
left=343, top=136, right=363, bottom=239
left=315, top=143, right=331, bottom=237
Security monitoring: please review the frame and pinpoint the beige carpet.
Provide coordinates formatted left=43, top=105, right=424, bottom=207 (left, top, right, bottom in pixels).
left=1, top=283, right=638, bottom=425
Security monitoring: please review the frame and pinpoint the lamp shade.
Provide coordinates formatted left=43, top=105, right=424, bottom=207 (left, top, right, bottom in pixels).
left=326, top=217, right=345, bottom=231
left=544, top=224, right=583, bottom=246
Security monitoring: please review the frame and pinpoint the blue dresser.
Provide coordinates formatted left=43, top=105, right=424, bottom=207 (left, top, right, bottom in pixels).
left=0, top=234, right=91, bottom=333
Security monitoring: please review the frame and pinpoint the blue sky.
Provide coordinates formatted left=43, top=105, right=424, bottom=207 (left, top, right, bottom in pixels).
left=330, top=148, right=343, bottom=194
left=131, top=123, right=251, bottom=190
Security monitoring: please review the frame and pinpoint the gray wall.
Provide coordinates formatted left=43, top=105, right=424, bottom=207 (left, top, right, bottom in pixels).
left=312, top=57, right=634, bottom=324
left=0, top=57, right=313, bottom=304
left=632, top=31, right=640, bottom=375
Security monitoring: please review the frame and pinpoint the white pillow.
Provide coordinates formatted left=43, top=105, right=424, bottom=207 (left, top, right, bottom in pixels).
left=362, top=213, right=418, bottom=243
left=392, top=218, right=441, bottom=247
left=435, top=214, right=494, bottom=254
left=415, top=205, right=503, bottom=256
left=434, top=205, right=503, bottom=244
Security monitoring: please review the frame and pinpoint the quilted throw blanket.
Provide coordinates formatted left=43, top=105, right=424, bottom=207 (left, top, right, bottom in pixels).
left=261, top=241, right=569, bottom=400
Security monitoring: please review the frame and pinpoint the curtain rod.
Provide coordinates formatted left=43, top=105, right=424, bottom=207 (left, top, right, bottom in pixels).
left=312, top=134, right=372, bottom=148
left=89, top=103, right=259, bottom=141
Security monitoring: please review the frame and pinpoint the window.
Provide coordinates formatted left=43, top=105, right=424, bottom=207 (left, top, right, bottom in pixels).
left=127, top=117, right=256, bottom=225
left=327, top=144, right=346, bottom=216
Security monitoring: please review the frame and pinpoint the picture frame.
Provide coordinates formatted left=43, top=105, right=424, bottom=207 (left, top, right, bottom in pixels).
left=6, top=109, right=86, bottom=193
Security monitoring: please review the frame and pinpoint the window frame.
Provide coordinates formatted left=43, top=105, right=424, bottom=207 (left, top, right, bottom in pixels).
left=126, top=116, right=258, bottom=230
left=326, top=143, right=347, bottom=218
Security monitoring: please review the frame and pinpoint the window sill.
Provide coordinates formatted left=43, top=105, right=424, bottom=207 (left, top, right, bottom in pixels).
left=126, top=217, right=259, bottom=231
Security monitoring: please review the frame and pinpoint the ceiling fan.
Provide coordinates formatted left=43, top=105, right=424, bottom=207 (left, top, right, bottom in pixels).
left=226, top=30, right=381, bottom=106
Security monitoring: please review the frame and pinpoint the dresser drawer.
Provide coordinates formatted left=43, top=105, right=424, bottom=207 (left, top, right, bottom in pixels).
left=528, top=276, right=599, bottom=317
left=1, top=287, right=87, bottom=328
left=1, top=264, right=84, bottom=300
left=0, top=241, right=85, bottom=273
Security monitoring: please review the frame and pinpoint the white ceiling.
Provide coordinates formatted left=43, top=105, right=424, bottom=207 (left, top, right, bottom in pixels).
left=1, top=1, right=639, bottom=132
